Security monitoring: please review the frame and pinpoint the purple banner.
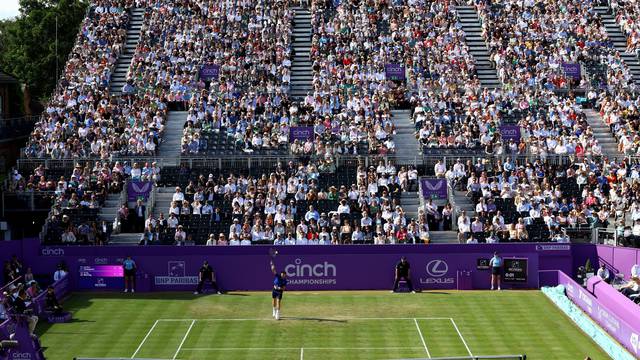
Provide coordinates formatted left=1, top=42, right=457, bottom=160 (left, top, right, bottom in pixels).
left=500, top=124, right=521, bottom=143
left=559, top=272, right=639, bottom=357
left=385, top=63, right=406, bottom=81
left=289, top=126, right=314, bottom=142
left=562, top=62, right=581, bottom=81
left=420, top=178, right=448, bottom=200
left=127, top=181, right=152, bottom=202
left=200, top=64, right=220, bottom=81
left=30, top=244, right=541, bottom=291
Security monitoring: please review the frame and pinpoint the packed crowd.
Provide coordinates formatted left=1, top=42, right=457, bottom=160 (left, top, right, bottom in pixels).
left=23, top=0, right=170, bottom=159
left=135, top=160, right=431, bottom=245
left=10, top=161, right=160, bottom=244
left=475, top=0, right=633, bottom=92
left=443, top=157, right=640, bottom=243
left=175, top=0, right=294, bottom=154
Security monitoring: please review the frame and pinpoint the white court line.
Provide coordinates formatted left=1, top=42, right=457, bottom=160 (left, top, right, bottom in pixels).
left=172, top=319, right=195, bottom=360
left=413, top=318, right=431, bottom=359
left=131, top=320, right=158, bottom=359
left=450, top=318, right=473, bottom=357
left=181, top=347, right=426, bottom=351
left=300, top=347, right=304, bottom=360
left=158, top=317, right=452, bottom=322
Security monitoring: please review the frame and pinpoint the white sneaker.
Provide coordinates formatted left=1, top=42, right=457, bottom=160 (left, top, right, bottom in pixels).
left=275, top=312, right=280, bottom=320
left=124, top=289, right=128, bottom=293
left=390, top=290, right=395, bottom=293
left=194, top=291, right=199, bottom=295
left=498, top=287, right=501, bottom=291
left=490, top=287, right=494, bottom=290
left=411, top=290, right=416, bottom=294
left=131, top=289, right=135, bottom=293
left=217, top=291, right=222, bottom=295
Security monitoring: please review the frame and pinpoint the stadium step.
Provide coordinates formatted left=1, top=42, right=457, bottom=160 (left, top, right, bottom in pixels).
left=390, top=109, right=421, bottom=166
left=157, top=111, right=187, bottom=160
left=109, top=232, right=142, bottom=245
left=584, top=109, right=623, bottom=159
left=290, top=7, right=313, bottom=100
left=152, top=187, right=176, bottom=218
left=455, top=6, right=501, bottom=89
left=110, top=8, right=145, bottom=95
left=98, top=192, right=125, bottom=222
left=428, top=231, right=459, bottom=244
left=595, top=7, right=640, bottom=88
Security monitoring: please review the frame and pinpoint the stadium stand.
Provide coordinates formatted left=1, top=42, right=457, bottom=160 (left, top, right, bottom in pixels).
left=4, top=0, right=640, bottom=249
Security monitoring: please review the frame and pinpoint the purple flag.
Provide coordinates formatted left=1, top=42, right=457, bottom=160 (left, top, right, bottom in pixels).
left=385, top=63, right=406, bottom=81
left=420, top=178, right=448, bottom=200
left=200, top=64, right=220, bottom=81
left=289, top=126, right=314, bottom=142
left=128, top=181, right=153, bottom=202
left=500, top=124, right=521, bottom=142
left=562, top=63, right=581, bottom=81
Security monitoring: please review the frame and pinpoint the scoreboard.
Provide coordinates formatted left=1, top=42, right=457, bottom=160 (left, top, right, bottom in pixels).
left=503, top=258, right=528, bottom=283
left=78, top=265, right=124, bottom=289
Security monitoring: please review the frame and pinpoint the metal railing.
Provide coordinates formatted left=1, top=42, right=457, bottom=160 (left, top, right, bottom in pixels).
left=15, top=153, right=631, bottom=174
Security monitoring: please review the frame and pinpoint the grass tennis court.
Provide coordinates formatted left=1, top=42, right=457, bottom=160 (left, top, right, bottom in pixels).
left=36, top=291, right=609, bottom=359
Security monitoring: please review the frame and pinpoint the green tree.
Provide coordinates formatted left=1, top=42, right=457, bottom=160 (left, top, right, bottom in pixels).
left=0, top=0, right=88, bottom=102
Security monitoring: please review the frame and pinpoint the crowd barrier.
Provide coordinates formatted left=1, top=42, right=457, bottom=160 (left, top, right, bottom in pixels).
left=540, top=270, right=639, bottom=358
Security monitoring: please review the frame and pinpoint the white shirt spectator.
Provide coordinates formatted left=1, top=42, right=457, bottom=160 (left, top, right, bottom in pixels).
left=54, top=269, right=68, bottom=281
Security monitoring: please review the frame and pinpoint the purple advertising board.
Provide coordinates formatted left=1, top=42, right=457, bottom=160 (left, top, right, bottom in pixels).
left=127, top=181, right=153, bottom=202
left=500, top=124, right=521, bottom=143
left=385, top=63, right=405, bottom=81
left=289, top=126, right=314, bottom=142
left=27, top=243, right=543, bottom=292
left=199, top=64, right=220, bottom=81
left=559, top=271, right=640, bottom=357
left=562, top=62, right=581, bottom=81
left=420, top=178, right=448, bottom=200
left=595, top=245, right=640, bottom=278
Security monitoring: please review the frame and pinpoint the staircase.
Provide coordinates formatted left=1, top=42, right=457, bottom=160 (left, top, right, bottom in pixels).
left=158, top=111, right=187, bottom=159
left=455, top=6, right=501, bottom=89
left=290, top=7, right=313, bottom=99
left=152, top=187, right=175, bottom=218
left=391, top=109, right=421, bottom=165
left=401, top=192, right=420, bottom=221
left=429, top=231, right=459, bottom=244
left=98, top=192, right=123, bottom=222
left=452, top=189, right=475, bottom=220
left=584, top=109, right=621, bottom=159
left=110, top=8, right=145, bottom=95
left=594, top=6, right=640, bottom=88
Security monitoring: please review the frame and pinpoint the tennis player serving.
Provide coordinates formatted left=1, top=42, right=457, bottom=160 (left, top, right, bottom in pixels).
left=270, top=259, right=287, bottom=320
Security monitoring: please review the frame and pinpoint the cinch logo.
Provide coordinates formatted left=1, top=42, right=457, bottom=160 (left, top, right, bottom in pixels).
left=155, top=261, right=198, bottom=285
left=420, top=259, right=455, bottom=285
left=11, top=353, right=32, bottom=359
left=283, top=258, right=337, bottom=286
left=41, top=248, right=64, bottom=256
left=94, top=258, right=108, bottom=264
left=285, top=258, right=336, bottom=277
left=292, top=129, right=311, bottom=136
